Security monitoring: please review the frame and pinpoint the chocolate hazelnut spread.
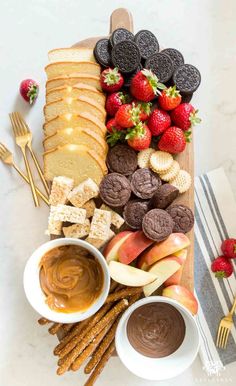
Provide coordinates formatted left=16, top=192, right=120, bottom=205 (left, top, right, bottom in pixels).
left=127, top=302, right=185, bottom=358
left=39, top=245, right=104, bottom=313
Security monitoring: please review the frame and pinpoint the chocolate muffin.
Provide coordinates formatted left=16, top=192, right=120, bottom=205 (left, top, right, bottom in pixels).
left=130, top=168, right=161, bottom=199
left=123, top=200, right=150, bottom=229
left=99, top=173, right=131, bottom=207
left=151, top=184, right=179, bottom=209
left=142, top=209, right=174, bottom=242
left=106, top=144, right=138, bottom=176
left=166, top=204, right=194, bottom=233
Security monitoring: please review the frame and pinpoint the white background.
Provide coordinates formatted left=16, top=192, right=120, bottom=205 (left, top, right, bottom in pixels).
left=0, top=0, right=236, bottom=385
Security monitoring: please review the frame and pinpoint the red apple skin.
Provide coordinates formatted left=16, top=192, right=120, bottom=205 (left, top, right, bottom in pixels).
left=118, top=230, right=154, bottom=265
left=103, top=231, right=133, bottom=262
left=137, top=233, right=190, bottom=270
left=164, top=249, right=187, bottom=287
left=162, top=285, right=198, bottom=315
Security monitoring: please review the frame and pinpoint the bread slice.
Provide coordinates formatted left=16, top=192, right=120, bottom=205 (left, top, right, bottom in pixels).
left=43, top=111, right=106, bottom=137
left=46, top=83, right=105, bottom=106
left=48, top=48, right=95, bottom=63
left=44, top=144, right=107, bottom=185
left=43, top=127, right=108, bottom=157
left=44, top=96, right=106, bottom=123
left=46, top=74, right=101, bottom=92
left=45, top=62, right=100, bottom=79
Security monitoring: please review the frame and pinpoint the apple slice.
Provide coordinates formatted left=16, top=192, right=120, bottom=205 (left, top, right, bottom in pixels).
left=162, top=285, right=198, bottom=315
left=138, top=233, right=190, bottom=270
left=164, top=249, right=188, bottom=287
left=109, top=261, right=157, bottom=287
left=118, top=230, right=154, bottom=265
left=103, top=231, right=133, bottom=263
left=143, top=256, right=182, bottom=297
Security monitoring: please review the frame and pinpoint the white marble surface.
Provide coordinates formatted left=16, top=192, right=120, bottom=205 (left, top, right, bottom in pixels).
left=0, top=0, right=236, bottom=385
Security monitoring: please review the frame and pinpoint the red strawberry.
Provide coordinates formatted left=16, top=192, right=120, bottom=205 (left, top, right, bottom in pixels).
left=211, top=256, right=233, bottom=278
left=19, top=79, right=39, bottom=104
left=115, top=103, right=141, bottom=128
left=106, top=118, right=123, bottom=133
left=101, top=68, right=124, bottom=93
left=147, top=108, right=171, bottom=136
left=171, top=103, right=201, bottom=131
left=105, top=92, right=131, bottom=116
left=126, top=123, right=152, bottom=151
left=158, top=126, right=190, bottom=154
left=221, top=238, right=236, bottom=259
left=158, top=85, right=182, bottom=111
left=130, top=69, right=166, bottom=102
left=133, top=101, right=152, bottom=121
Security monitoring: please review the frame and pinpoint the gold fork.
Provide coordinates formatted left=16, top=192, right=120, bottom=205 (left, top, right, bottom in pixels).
left=9, top=112, right=39, bottom=207
left=13, top=112, right=50, bottom=196
left=0, top=143, right=49, bottom=205
left=216, top=295, right=236, bottom=349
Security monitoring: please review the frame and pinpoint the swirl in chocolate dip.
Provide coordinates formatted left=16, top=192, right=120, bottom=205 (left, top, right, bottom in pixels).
left=126, top=302, right=185, bottom=358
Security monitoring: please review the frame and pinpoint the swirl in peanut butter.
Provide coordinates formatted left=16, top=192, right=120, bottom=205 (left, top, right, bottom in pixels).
left=39, top=245, right=104, bottom=313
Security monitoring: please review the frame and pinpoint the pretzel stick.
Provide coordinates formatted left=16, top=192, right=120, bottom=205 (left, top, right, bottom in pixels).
left=54, top=321, right=86, bottom=355
left=48, top=323, right=63, bottom=335
left=109, top=280, right=119, bottom=293
left=38, top=317, right=50, bottom=325
left=84, top=340, right=115, bottom=386
left=57, top=299, right=128, bottom=375
left=105, top=287, right=143, bottom=303
left=71, top=320, right=114, bottom=371
left=62, top=323, right=74, bottom=333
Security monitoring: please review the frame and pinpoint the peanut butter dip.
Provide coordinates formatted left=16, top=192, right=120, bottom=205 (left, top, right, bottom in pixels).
left=127, top=302, right=185, bottom=358
left=39, top=245, right=104, bottom=313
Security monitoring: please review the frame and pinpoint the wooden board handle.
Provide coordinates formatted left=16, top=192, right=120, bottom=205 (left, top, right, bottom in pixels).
left=109, top=8, right=133, bottom=34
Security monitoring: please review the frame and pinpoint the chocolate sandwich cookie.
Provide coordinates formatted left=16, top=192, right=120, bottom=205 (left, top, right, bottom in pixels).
left=99, top=173, right=131, bottom=207
left=111, top=40, right=141, bottom=74
left=106, top=144, right=138, bottom=176
left=161, top=48, right=184, bottom=72
left=94, top=38, right=112, bottom=67
left=151, top=184, right=179, bottom=209
left=142, top=209, right=174, bottom=242
left=181, top=93, right=193, bottom=103
left=131, top=168, right=161, bottom=199
left=145, top=53, right=174, bottom=83
left=173, top=64, right=201, bottom=94
left=134, top=30, right=159, bottom=60
left=166, top=204, right=194, bottom=233
left=110, top=28, right=134, bottom=47
left=123, top=200, right=150, bottom=229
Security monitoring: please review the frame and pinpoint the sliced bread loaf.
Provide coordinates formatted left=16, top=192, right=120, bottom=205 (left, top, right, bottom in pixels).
left=46, top=83, right=105, bottom=106
left=46, top=74, right=101, bottom=92
left=43, top=127, right=108, bottom=157
left=43, top=112, right=107, bottom=137
left=44, top=144, right=107, bottom=185
left=48, top=48, right=95, bottom=63
left=44, top=96, right=106, bottom=123
left=45, top=62, right=100, bottom=79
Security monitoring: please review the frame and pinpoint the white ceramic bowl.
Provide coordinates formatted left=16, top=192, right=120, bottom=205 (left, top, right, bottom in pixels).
left=116, top=296, right=199, bottom=381
left=23, top=238, right=110, bottom=323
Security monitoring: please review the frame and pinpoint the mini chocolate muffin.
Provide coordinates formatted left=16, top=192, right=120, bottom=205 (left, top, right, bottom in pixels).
left=131, top=168, right=162, bottom=199
left=166, top=204, right=194, bottom=234
left=134, top=30, right=159, bottom=60
left=106, top=144, right=138, bottom=176
left=123, top=200, right=150, bottom=229
left=94, top=38, right=112, bottom=67
left=111, top=40, right=141, bottom=74
left=161, top=48, right=184, bottom=72
left=142, top=209, right=174, bottom=242
left=145, top=53, right=174, bottom=83
left=173, top=64, right=201, bottom=94
left=99, top=173, right=131, bottom=207
left=110, top=28, right=134, bottom=47
left=151, top=184, right=179, bottom=209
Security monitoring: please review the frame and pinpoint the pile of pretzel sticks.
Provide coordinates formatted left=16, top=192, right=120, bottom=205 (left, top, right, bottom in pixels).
left=38, top=283, right=143, bottom=386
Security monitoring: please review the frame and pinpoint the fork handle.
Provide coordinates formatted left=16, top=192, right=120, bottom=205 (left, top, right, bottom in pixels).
left=27, top=145, right=50, bottom=196
left=13, top=163, right=49, bottom=205
left=230, top=296, right=236, bottom=315
left=21, top=148, right=40, bottom=207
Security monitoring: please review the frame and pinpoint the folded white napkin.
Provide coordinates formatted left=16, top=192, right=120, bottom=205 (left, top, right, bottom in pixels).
left=194, top=167, right=236, bottom=375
